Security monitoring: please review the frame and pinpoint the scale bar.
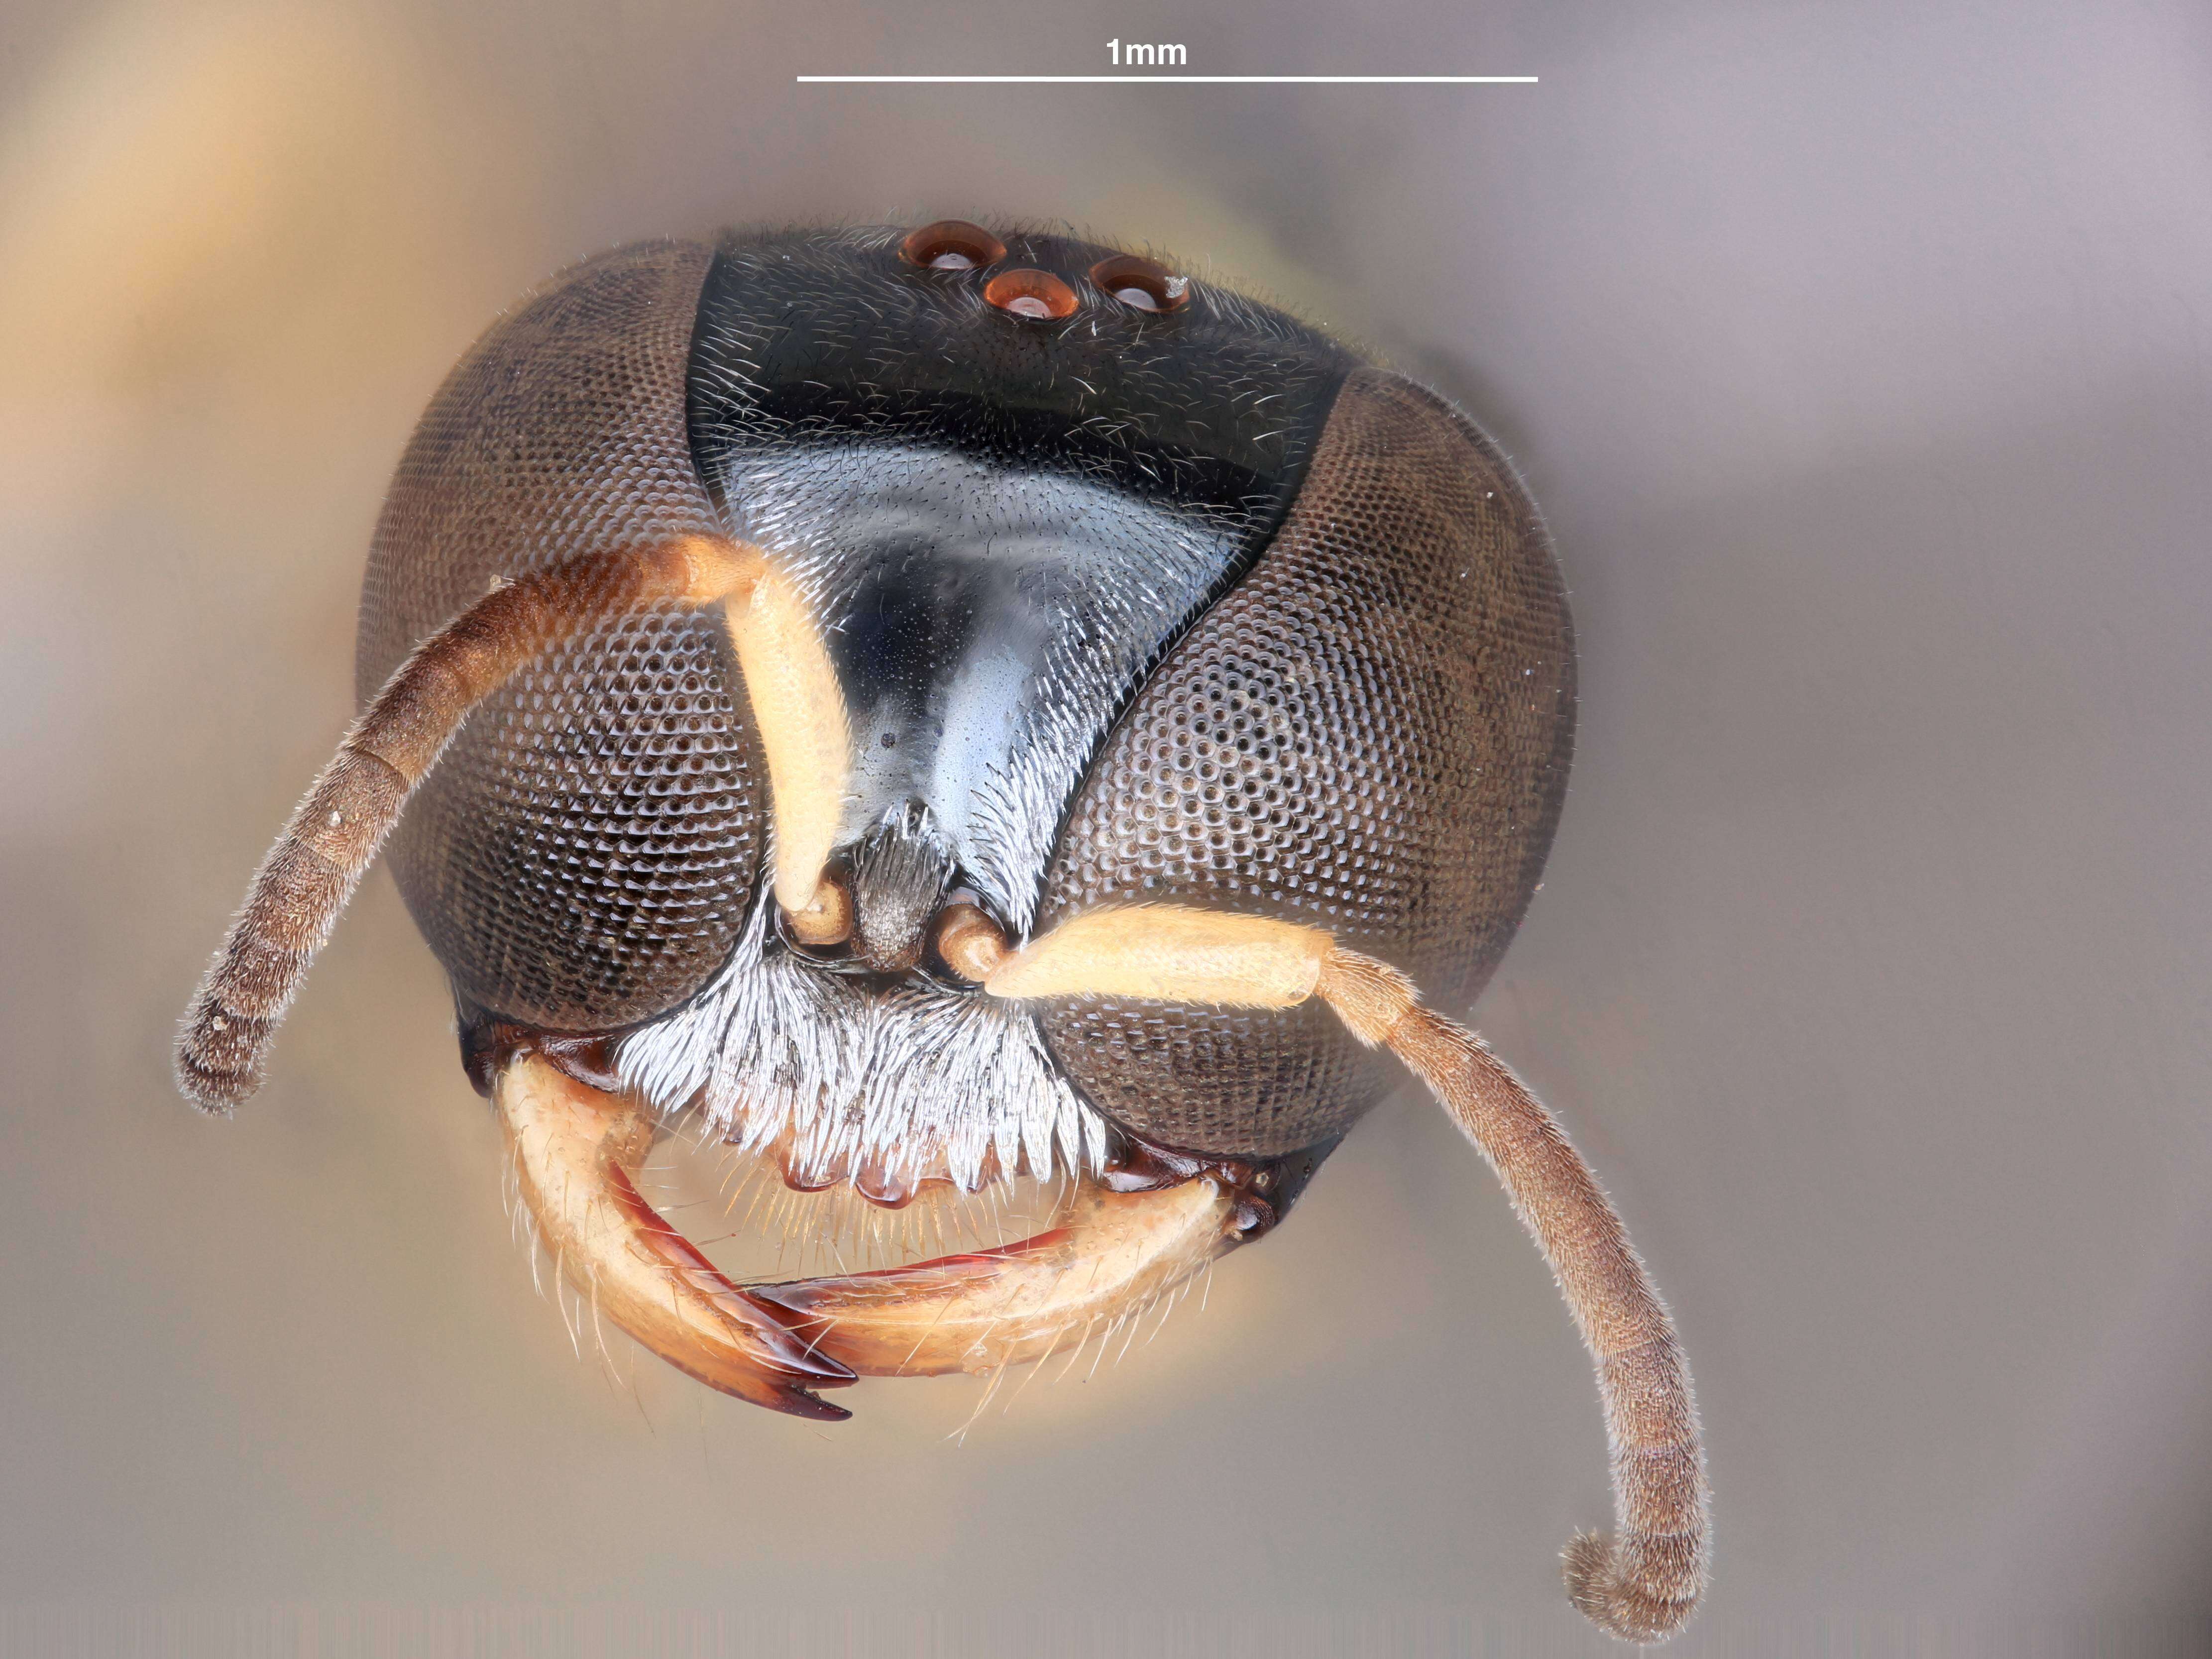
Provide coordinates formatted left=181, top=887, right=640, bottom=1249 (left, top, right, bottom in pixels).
left=798, top=75, right=1538, bottom=85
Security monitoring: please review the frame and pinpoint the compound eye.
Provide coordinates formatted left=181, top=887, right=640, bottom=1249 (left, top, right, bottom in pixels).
left=984, top=268, right=1081, bottom=321
left=899, top=220, right=1007, bottom=272
left=1088, top=253, right=1189, bottom=314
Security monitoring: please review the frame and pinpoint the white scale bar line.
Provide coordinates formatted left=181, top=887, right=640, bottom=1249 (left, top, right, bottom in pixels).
left=798, top=75, right=1538, bottom=85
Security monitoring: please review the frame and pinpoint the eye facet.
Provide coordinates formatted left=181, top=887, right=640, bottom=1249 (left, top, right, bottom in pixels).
left=983, top=267, right=1080, bottom=321
left=898, top=219, right=1006, bottom=271
left=1088, top=253, right=1189, bottom=314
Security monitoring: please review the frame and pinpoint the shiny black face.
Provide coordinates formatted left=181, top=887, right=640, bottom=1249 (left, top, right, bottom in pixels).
left=693, top=224, right=1354, bottom=523
left=685, top=225, right=1358, bottom=950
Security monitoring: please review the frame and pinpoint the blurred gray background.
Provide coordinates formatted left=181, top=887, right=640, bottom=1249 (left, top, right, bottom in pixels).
left=2, top=1, right=2209, bottom=1654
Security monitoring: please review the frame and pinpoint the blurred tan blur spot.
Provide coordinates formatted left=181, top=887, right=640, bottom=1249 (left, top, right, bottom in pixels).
left=0, top=0, right=530, bottom=528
